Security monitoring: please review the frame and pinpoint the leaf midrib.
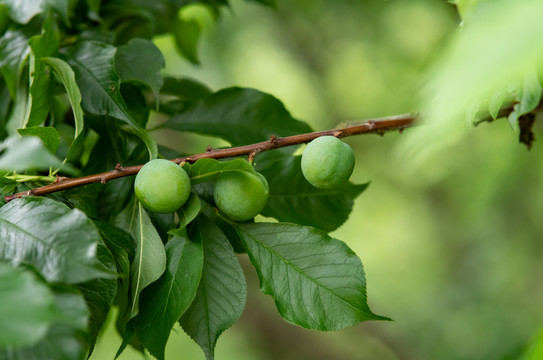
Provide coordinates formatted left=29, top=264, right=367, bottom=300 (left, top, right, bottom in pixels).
left=241, top=229, right=364, bottom=313
left=70, top=54, right=131, bottom=122
left=0, top=217, right=91, bottom=277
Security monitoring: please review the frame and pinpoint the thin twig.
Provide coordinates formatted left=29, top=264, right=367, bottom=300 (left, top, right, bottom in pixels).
left=5, top=113, right=418, bottom=202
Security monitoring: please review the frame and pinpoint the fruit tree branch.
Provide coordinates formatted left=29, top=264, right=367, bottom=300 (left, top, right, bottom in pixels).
left=5, top=113, right=418, bottom=202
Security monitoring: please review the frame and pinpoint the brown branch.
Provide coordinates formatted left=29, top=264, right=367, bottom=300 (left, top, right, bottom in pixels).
left=4, top=113, right=417, bottom=202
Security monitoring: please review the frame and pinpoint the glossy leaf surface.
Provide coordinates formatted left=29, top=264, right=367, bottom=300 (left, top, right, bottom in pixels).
left=115, top=38, right=165, bottom=104
left=0, top=289, right=90, bottom=360
left=164, top=87, right=312, bottom=146
left=0, top=197, right=110, bottom=283
left=114, top=199, right=166, bottom=318
left=236, top=222, right=389, bottom=331
left=135, top=231, right=203, bottom=360
left=188, top=158, right=256, bottom=184
left=0, top=262, right=56, bottom=348
left=67, top=40, right=157, bottom=158
left=180, top=216, right=246, bottom=360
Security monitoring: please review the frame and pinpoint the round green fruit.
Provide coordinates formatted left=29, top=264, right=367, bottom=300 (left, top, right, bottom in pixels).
left=301, top=136, right=355, bottom=189
left=213, top=171, right=269, bottom=221
left=134, top=159, right=191, bottom=213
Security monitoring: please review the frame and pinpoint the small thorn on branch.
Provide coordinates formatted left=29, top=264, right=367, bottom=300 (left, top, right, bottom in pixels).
left=206, top=145, right=213, bottom=152
left=115, top=163, right=123, bottom=171
left=100, top=178, right=107, bottom=184
left=269, top=135, right=278, bottom=143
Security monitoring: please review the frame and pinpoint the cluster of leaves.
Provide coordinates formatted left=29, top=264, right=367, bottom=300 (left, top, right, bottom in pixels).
left=0, top=1, right=387, bottom=359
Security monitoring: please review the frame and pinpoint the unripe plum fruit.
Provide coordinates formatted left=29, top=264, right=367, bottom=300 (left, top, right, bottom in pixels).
left=301, top=136, right=355, bottom=189
left=134, top=159, right=191, bottom=213
left=213, top=170, right=269, bottom=221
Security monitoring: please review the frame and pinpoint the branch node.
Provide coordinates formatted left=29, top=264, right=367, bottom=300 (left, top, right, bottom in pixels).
left=4, top=113, right=418, bottom=201
left=206, top=145, right=213, bottom=152
left=55, top=175, right=68, bottom=183
left=248, top=151, right=257, bottom=164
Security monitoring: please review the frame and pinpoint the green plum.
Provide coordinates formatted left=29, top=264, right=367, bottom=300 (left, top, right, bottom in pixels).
left=301, top=136, right=355, bottom=189
left=134, top=159, right=191, bottom=213
left=213, top=170, right=269, bottom=221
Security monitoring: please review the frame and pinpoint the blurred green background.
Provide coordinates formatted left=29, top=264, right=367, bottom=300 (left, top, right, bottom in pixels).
left=92, top=0, right=543, bottom=359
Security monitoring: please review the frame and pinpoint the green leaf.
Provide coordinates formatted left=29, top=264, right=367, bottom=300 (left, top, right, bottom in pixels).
left=135, top=230, right=204, bottom=360
left=6, top=84, right=28, bottom=134
left=67, top=40, right=157, bottom=159
left=17, top=126, right=60, bottom=153
left=87, top=0, right=102, bottom=19
left=0, top=197, right=112, bottom=283
left=0, top=136, right=66, bottom=172
left=179, top=216, right=246, bottom=360
left=115, top=38, right=165, bottom=106
left=244, top=0, right=276, bottom=7
left=0, top=80, right=10, bottom=138
left=0, top=288, right=90, bottom=360
left=508, top=67, right=542, bottom=131
left=161, top=77, right=212, bottom=101
left=258, top=155, right=368, bottom=232
left=0, top=173, right=18, bottom=205
left=120, top=83, right=150, bottom=128
left=163, top=87, right=313, bottom=147
left=46, top=0, right=70, bottom=26
left=77, top=240, right=117, bottom=354
left=41, top=57, right=84, bottom=139
left=452, top=0, right=480, bottom=19
left=204, top=207, right=245, bottom=253
left=94, top=221, right=134, bottom=353
left=1, top=0, right=44, bottom=24
left=52, top=184, right=100, bottom=219
left=0, top=262, right=56, bottom=348
left=0, top=29, right=30, bottom=99
left=488, top=87, right=507, bottom=120
left=189, top=158, right=256, bottom=184
left=176, top=193, right=202, bottom=228
left=67, top=40, right=131, bottom=120
left=464, top=101, right=480, bottom=127
left=25, top=14, right=59, bottom=128
left=172, top=17, right=201, bottom=64
left=95, top=221, right=134, bottom=283
left=113, top=199, right=167, bottom=318
left=235, top=222, right=389, bottom=331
